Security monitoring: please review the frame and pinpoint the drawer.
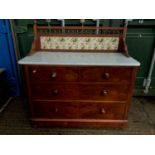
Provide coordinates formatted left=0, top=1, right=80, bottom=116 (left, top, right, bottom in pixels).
left=31, top=83, right=129, bottom=101
left=31, top=83, right=79, bottom=100
left=32, top=101, right=125, bottom=120
left=33, top=101, right=78, bottom=119
left=80, top=67, right=132, bottom=83
left=78, top=102, right=125, bottom=119
left=78, top=84, right=129, bottom=101
left=28, top=66, right=79, bottom=82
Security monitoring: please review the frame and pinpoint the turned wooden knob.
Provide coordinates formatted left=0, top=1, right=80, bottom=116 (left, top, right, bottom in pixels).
left=54, top=107, right=58, bottom=113
left=52, top=89, right=59, bottom=96
left=101, top=90, right=108, bottom=96
left=32, top=69, right=37, bottom=74
left=101, top=108, right=106, bottom=114
left=50, top=72, right=57, bottom=79
left=102, top=73, right=110, bottom=79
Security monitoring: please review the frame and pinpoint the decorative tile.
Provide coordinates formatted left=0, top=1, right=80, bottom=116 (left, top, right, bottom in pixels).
left=40, top=36, right=119, bottom=50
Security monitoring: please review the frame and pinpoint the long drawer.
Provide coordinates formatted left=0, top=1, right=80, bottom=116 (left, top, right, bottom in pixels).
left=32, top=101, right=125, bottom=119
left=28, top=66, right=132, bottom=83
left=31, top=83, right=129, bottom=101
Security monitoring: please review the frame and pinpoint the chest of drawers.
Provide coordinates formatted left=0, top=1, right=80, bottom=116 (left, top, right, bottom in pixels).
left=18, top=23, right=140, bottom=128
left=19, top=52, right=140, bottom=128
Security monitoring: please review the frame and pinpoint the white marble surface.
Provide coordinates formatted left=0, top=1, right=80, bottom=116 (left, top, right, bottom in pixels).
left=18, top=51, right=140, bottom=66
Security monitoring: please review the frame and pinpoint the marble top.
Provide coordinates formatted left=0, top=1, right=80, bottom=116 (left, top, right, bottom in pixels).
left=18, top=51, right=140, bottom=66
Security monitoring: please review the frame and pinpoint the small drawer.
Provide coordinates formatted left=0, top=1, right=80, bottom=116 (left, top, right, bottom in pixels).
left=78, top=84, right=129, bottom=101
left=33, top=101, right=78, bottom=119
left=78, top=102, right=125, bottom=119
left=28, top=66, right=79, bottom=82
left=80, top=67, right=132, bottom=83
left=31, top=83, right=79, bottom=100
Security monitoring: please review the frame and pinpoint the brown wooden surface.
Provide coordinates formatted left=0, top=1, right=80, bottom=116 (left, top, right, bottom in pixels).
left=28, top=65, right=132, bottom=83
left=33, top=101, right=78, bottom=119
left=31, top=118, right=128, bottom=128
left=22, top=22, right=138, bottom=128
left=39, top=33, right=122, bottom=37
left=23, top=64, right=137, bottom=128
left=30, top=83, right=129, bottom=101
left=24, top=66, right=34, bottom=117
left=31, top=23, right=128, bottom=56
left=118, top=36, right=129, bottom=56
left=22, top=21, right=138, bottom=128
left=28, top=66, right=79, bottom=82
left=37, top=26, right=126, bottom=30
left=78, top=102, right=125, bottom=119
left=123, top=67, right=138, bottom=119
left=79, top=66, right=132, bottom=83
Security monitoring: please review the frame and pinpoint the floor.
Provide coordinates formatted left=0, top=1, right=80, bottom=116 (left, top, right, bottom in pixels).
left=0, top=97, right=155, bottom=135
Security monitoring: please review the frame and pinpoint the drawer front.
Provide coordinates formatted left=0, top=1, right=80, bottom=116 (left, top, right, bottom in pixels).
left=33, top=101, right=78, bottom=119
left=31, top=83, right=129, bottom=101
left=80, top=67, right=132, bottom=83
left=28, top=66, right=132, bottom=83
left=78, top=84, right=129, bottom=101
left=31, top=83, right=79, bottom=100
left=32, top=101, right=125, bottom=120
left=79, top=102, right=125, bottom=119
left=28, top=66, right=79, bottom=82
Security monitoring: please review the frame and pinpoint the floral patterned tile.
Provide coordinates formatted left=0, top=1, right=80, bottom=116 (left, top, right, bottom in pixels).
left=40, top=36, right=119, bottom=50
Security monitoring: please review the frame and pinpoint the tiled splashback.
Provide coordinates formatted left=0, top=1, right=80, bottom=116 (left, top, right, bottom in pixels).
left=40, top=36, right=119, bottom=50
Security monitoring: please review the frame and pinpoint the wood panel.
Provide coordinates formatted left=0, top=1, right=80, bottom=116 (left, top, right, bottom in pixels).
left=28, top=66, right=79, bottom=82
left=31, top=118, right=128, bottom=128
left=33, top=101, right=78, bottom=119
left=80, top=67, right=132, bottom=83
left=28, top=66, right=132, bottom=84
left=78, top=102, right=125, bottom=119
left=30, top=83, right=129, bottom=101
left=24, top=64, right=137, bottom=128
left=32, top=101, right=125, bottom=120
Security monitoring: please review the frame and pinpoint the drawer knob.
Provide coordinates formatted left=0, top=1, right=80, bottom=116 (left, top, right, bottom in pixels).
left=32, top=69, right=37, bottom=74
left=101, top=90, right=108, bottom=96
left=54, top=107, right=58, bottom=113
left=52, top=89, right=59, bottom=96
left=103, top=73, right=110, bottom=79
left=101, top=108, right=106, bottom=114
left=50, top=72, right=57, bottom=79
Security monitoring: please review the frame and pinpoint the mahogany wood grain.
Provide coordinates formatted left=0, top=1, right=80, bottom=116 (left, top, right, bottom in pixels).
left=28, top=66, right=132, bottom=84
left=37, top=26, right=126, bottom=30
left=32, top=23, right=128, bottom=55
left=32, top=101, right=125, bottom=120
left=33, top=101, right=78, bottom=119
left=23, top=22, right=138, bottom=128
left=30, top=83, right=129, bottom=101
left=39, top=33, right=122, bottom=37
left=79, top=66, right=132, bottom=83
left=123, top=67, right=138, bottom=119
left=23, top=64, right=138, bottom=128
left=28, top=66, right=79, bottom=82
left=31, top=118, right=128, bottom=128
left=78, top=102, right=125, bottom=119
left=24, top=66, right=34, bottom=117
